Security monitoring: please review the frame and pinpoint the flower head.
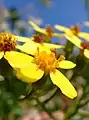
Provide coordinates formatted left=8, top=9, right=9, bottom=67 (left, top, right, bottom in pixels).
left=0, top=32, right=17, bottom=52
left=16, top=34, right=64, bottom=55
left=70, top=25, right=80, bottom=36
left=81, top=42, right=89, bottom=49
left=65, top=35, right=89, bottom=58
left=16, top=47, right=77, bottom=99
left=0, top=32, right=34, bottom=68
left=80, top=42, right=89, bottom=58
left=55, top=24, right=89, bottom=41
left=28, top=21, right=64, bottom=38
left=33, top=34, right=44, bottom=43
left=45, top=24, right=54, bottom=38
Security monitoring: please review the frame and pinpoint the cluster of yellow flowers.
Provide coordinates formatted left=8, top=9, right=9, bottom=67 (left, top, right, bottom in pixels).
left=1, top=21, right=89, bottom=99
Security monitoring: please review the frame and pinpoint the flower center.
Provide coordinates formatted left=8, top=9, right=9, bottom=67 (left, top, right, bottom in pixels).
left=81, top=42, right=89, bottom=50
left=33, top=34, right=44, bottom=43
left=0, top=32, right=17, bottom=52
left=46, top=25, right=54, bottom=38
left=34, top=50, right=65, bottom=73
left=70, top=25, right=80, bottom=36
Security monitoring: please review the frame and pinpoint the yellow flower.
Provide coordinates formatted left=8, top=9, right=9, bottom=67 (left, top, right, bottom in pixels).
left=65, top=35, right=89, bottom=59
left=16, top=48, right=77, bottom=99
left=0, top=32, right=33, bottom=68
left=55, top=24, right=89, bottom=41
left=28, top=21, right=64, bottom=38
left=16, top=34, right=64, bottom=55
left=54, top=24, right=89, bottom=58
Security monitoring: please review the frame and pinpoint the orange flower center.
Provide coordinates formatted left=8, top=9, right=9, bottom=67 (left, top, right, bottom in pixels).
left=33, top=34, right=44, bottom=43
left=0, top=32, right=17, bottom=52
left=46, top=25, right=54, bottom=38
left=81, top=42, right=89, bottom=50
left=70, top=25, right=80, bottom=36
left=34, top=50, right=65, bottom=72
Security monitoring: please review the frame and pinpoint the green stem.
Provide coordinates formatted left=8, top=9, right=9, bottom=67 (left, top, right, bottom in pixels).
left=79, top=98, right=89, bottom=108
left=18, top=88, right=33, bottom=101
left=65, top=89, right=83, bottom=119
left=35, top=97, right=57, bottom=120
left=66, top=89, right=89, bottom=119
left=78, top=111, right=89, bottom=117
left=44, top=88, right=58, bottom=103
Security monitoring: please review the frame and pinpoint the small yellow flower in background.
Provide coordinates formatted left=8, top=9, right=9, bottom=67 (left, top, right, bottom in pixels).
left=65, top=35, right=89, bottom=59
left=28, top=21, right=64, bottom=38
left=16, top=34, right=64, bottom=55
left=0, top=32, right=33, bottom=68
left=53, top=23, right=89, bottom=59
left=80, top=42, right=89, bottom=58
left=16, top=47, right=77, bottom=99
left=55, top=24, right=89, bottom=41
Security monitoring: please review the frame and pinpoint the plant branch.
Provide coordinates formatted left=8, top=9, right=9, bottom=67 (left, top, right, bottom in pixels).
left=35, top=97, right=57, bottom=120
left=44, top=88, right=58, bottom=103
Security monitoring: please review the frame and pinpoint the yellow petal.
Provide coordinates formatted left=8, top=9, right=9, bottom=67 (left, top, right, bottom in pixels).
left=28, top=21, right=46, bottom=34
left=53, top=33, right=64, bottom=38
left=55, top=25, right=70, bottom=33
left=17, top=41, right=52, bottom=55
left=4, top=51, right=33, bottom=68
left=20, top=63, right=44, bottom=82
left=15, top=36, right=34, bottom=42
left=38, top=45, right=52, bottom=54
left=65, top=34, right=82, bottom=49
left=16, top=41, right=39, bottom=55
left=84, top=49, right=89, bottom=58
left=0, top=52, right=4, bottom=59
left=43, top=43, right=64, bottom=49
left=15, top=68, right=39, bottom=83
left=58, top=60, right=76, bottom=69
left=78, top=32, right=89, bottom=41
left=50, top=69, right=77, bottom=99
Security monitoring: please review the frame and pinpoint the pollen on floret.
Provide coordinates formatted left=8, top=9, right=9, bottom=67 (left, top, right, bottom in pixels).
left=70, top=25, right=80, bottom=36
left=34, top=49, right=65, bottom=74
left=0, top=32, right=17, bottom=52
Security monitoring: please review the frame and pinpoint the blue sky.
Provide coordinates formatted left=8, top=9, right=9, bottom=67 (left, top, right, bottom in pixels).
left=3, top=0, right=88, bottom=25
left=2, top=0, right=89, bottom=43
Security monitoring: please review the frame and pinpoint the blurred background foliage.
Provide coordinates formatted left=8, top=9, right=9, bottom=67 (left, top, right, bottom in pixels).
left=0, top=0, right=89, bottom=120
